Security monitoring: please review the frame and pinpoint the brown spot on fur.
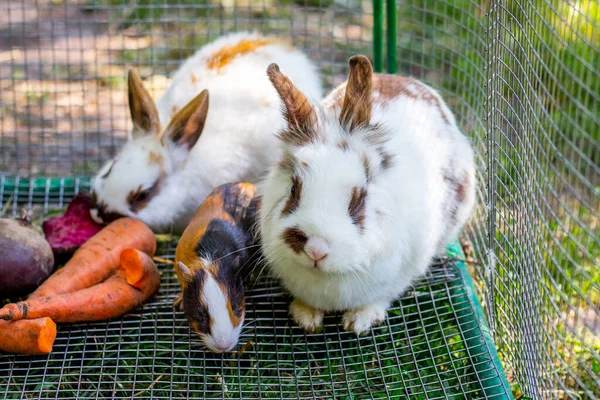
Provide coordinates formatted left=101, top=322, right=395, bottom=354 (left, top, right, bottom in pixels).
left=380, top=151, right=394, bottom=169
left=348, top=186, right=367, bottom=231
left=267, top=63, right=317, bottom=145
left=127, top=181, right=161, bottom=213
left=207, top=39, right=272, bottom=72
left=278, top=127, right=319, bottom=147
left=340, top=55, right=373, bottom=131
left=278, top=152, right=296, bottom=173
left=282, top=227, right=308, bottom=253
left=190, top=321, right=201, bottom=333
left=148, top=151, right=163, bottom=166
left=456, top=173, right=470, bottom=203
left=227, top=299, right=244, bottom=328
left=301, top=161, right=308, bottom=168
left=338, top=140, right=349, bottom=151
left=281, top=176, right=302, bottom=216
left=171, top=105, right=179, bottom=117
left=327, top=73, right=451, bottom=125
left=362, top=153, right=372, bottom=182
left=374, top=75, right=418, bottom=103
left=375, top=75, right=450, bottom=124
left=444, top=171, right=471, bottom=223
left=190, top=72, right=197, bottom=83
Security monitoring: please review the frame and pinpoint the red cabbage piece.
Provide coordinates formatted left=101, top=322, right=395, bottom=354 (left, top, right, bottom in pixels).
left=42, top=192, right=104, bottom=260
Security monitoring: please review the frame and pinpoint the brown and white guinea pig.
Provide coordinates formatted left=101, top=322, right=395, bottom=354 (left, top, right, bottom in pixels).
left=174, top=182, right=259, bottom=353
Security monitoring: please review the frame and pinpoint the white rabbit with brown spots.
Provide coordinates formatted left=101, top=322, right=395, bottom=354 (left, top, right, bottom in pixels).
left=258, top=55, right=476, bottom=334
left=91, top=32, right=322, bottom=233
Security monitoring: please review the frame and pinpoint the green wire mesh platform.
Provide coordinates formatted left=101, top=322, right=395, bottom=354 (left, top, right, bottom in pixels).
left=0, top=180, right=510, bottom=399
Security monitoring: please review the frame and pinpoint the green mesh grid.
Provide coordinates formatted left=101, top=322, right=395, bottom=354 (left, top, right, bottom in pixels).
left=0, top=180, right=509, bottom=399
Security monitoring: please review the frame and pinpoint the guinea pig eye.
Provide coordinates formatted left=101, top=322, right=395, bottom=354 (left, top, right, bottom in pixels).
left=290, top=183, right=296, bottom=197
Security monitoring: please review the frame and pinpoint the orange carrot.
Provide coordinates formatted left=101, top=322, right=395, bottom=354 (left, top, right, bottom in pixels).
left=29, top=218, right=156, bottom=299
left=119, top=248, right=157, bottom=289
left=0, top=260, right=160, bottom=322
left=0, top=318, right=56, bottom=354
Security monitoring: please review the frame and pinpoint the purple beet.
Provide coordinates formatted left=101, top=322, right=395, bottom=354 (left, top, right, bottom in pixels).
left=0, top=215, right=54, bottom=296
left=42, top=192, right=104, bottom=261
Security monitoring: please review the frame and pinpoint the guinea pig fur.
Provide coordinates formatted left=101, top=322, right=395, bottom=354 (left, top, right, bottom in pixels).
left=174, top=182, right=258, bottom=353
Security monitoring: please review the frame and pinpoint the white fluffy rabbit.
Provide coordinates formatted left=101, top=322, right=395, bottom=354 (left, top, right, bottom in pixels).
left=91, top=32, right=322, bottom=233
left=258, top=56, right=476, bottom=334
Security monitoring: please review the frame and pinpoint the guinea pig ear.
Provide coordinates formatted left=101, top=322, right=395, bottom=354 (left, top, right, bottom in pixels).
left=177, top=262, right=195, bottom=285
left=267, top=63, right=317, bottom=146
left=162, top=90, right=209, bottom=152
left=340, top=55, right=373, bottom=131
left=128, top=69, right=161, bottom=138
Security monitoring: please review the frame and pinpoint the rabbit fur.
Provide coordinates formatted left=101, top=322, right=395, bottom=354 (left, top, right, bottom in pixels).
left=91, top=32, right=323, bottom=233
left=258, top=56, right=476, bottom=335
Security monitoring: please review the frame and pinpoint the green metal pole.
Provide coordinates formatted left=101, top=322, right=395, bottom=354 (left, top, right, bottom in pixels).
left=386, top=0, right=397, bottom=74
left=372, top=0, right=384, bottom=73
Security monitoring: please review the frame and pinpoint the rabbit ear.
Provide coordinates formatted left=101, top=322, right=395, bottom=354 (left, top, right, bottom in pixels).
left=162, top=90, right=209, bottom=151
left=340, top=55, right=373, bottom=131
left=267, top=63, right=317, bottom=145
left=128, top=69, right=160, bottom=137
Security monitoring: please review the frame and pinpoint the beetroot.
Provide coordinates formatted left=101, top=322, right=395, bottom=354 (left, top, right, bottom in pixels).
left=0, top=216, right=54, bottom=296
left=42, top=192, right=104, bottom=261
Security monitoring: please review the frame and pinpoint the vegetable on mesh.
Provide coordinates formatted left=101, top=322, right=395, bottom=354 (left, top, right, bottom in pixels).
left=0, top=249, right=160, bottom=323
left=0, top=318, right=57, bottom=354
left=0, top=215, right=55, bottom=296
left=42, top=192, right=104, bottom=261
left=29, top=217, right=156, bottom=299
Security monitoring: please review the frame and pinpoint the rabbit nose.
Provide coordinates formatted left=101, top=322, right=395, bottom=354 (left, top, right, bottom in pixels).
left=304, top=236, right=329, bottom=262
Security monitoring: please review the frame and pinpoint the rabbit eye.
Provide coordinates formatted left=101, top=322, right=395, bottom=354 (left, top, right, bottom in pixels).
left=282, top=176, right=302, bottom=216
left=101, top=161, right=115, bottom=179
left=348, top=186, right=367, bottom=231
left=127, top=182, right=160, bottom=212
left=136, top=190, right=150, bottom=202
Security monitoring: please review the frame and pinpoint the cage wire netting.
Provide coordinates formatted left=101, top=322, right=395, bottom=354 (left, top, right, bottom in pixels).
left=0, top=0, right=597, bottom=399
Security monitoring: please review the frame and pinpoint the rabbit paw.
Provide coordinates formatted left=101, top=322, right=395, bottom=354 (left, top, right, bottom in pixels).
left=290, top=299, right=324, bottom=332
left=343, top=303, right=388, bottom=335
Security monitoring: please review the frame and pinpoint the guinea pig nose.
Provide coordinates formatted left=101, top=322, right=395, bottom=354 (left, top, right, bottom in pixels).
left=304, top=236, right=329, bottom=262
left=213, top=341, right=233, bottom=353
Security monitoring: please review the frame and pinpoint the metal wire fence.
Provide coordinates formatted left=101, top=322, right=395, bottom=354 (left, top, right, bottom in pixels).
left=0, top=0, right=598, bottom=399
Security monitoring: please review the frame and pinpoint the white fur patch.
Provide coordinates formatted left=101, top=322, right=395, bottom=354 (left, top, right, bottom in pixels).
left=200, top=274, right=242, bottom=353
